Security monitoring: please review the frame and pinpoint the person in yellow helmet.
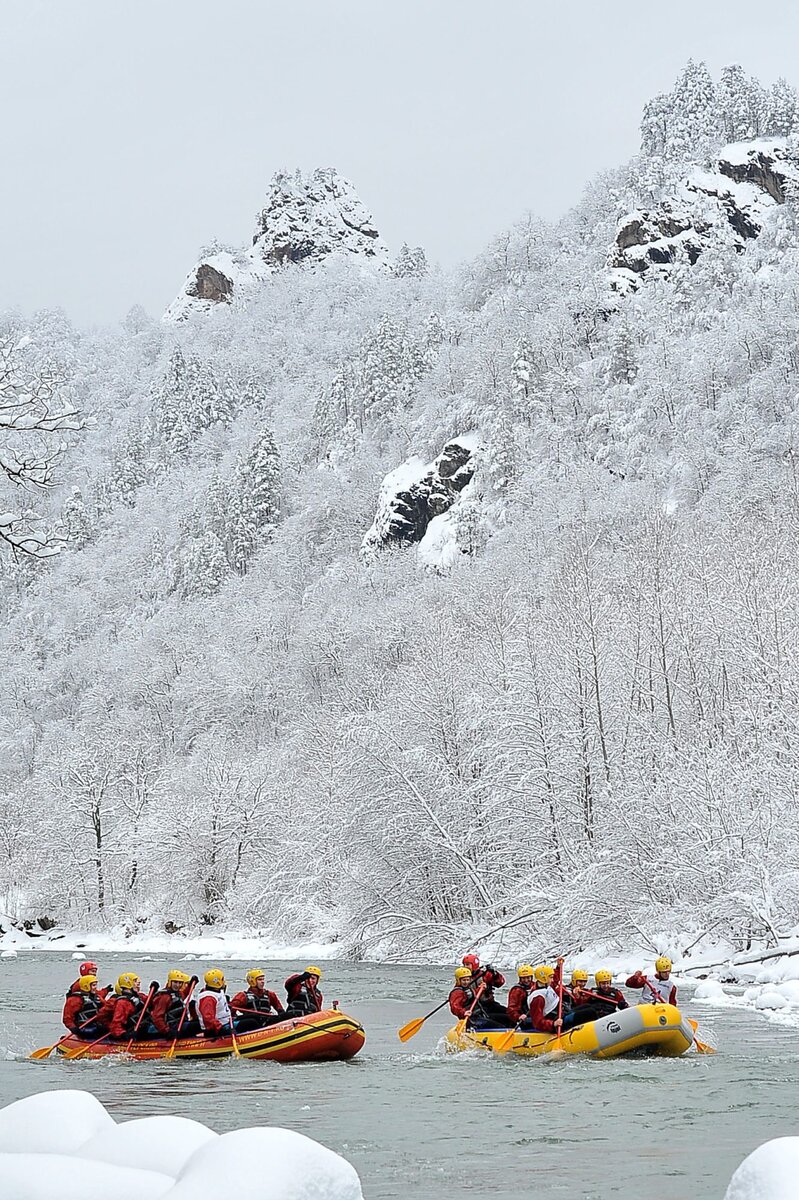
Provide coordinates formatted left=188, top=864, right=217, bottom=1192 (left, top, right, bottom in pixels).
left=626, top=956, right=677, bottom=1005
left=96, top=973, right=148, bottom=1039
left=149, top=970, right=196, bottom=1038
left=196, top=968, right=233, bottom=1038
left=284, top=965, right=324, bottom=1017
left=568, top=968, right=590, bottom=1009
left=507, top=964, right=535, bottom=1025
left=231, top=969, right=285, bottom=1031
left=62, top=975, right=104, bottom=1037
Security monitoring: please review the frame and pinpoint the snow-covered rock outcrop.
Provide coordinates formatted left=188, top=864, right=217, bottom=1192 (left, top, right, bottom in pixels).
left=610, top=139, right=799, bottom=288
left=0, top=1091, right=363, bottom=1200
left=724, top=1137, right=799, bottom=1200
left=165, top=168, right=390, bottom=320
left=362, top=433, right=479, bottom=555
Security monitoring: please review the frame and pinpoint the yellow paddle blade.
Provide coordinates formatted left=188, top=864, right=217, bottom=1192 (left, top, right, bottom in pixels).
left=397, top=1017, right=427, bottom=1042
left=495, top=1028, right=517, bottom=1054
left=688, top=1017, right=717, bottom=1054
left=29, top=1044, right=55, bottom=1060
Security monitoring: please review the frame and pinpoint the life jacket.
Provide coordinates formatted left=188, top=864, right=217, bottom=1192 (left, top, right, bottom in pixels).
left=593, top=987, right=626, bottom=1014
left=286, top=976, right=322, bottom=1015
left=196, top=988, right=231, bottom=1030
left=156, top=989, right=187, bottom=1028
left=248, top=988, right=276, bottom=1014
left=644, top=976, right=674, bottom=1004
left=66, top=991, right=101, bottom=1023
left=539, top=985, right=560, bottom=1017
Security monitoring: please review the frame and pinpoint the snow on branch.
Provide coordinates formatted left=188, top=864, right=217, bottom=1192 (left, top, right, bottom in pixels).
left=0, top=336, right=87, bottom=557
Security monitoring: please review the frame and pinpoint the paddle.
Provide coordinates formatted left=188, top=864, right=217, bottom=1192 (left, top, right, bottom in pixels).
left=165, top=977, right=199, bottom=1061
left=124, top=982, right=159, bottom=1054
left=30, top=1012, right=107, bottom=1060
left=398, top=997, right=452, bottom=1043
left=687, top=1018, right=717, bottom=1055
left=454, top=982, right=486, bottom=1038
left=552, top=957, right=565, bottom=1050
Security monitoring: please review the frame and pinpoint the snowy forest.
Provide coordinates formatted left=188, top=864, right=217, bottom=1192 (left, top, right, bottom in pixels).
left=2, top=61, right=799, bottom=961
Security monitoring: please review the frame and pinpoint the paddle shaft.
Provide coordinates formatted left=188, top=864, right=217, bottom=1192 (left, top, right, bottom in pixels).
left=165, top=979, right=198, bottom=1060
left=124, top=983, right=158, bottom=1053
left=31, top=1011, right=108, bottom=1059
left=397, top=995, right=455, bottom=1042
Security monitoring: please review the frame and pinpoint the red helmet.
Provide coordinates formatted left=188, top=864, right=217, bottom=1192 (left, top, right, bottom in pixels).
left=79, top=960, right=98, bottom=976
left=462, top=953, right=480, bottom=972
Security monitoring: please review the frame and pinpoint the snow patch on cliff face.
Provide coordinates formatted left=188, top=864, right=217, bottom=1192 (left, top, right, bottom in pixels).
left=0, top=1092, right=363, bottom=1200
left=165, top=168, right=389, bottom=321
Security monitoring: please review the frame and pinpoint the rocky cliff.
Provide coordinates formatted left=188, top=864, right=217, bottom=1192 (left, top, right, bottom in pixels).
left=165, top=168, right=390, bottom=320
left=610, top=139, right=799, bottom=290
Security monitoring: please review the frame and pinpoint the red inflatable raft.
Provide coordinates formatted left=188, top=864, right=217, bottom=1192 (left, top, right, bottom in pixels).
left=52, top=1009, right=365, bottom=1062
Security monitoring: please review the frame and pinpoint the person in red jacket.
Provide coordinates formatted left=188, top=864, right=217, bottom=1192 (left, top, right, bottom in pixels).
left=66, top=960, right=111, bottom=1001
left=285, top=966, right=323, bottom=1016
left=461, top=953, right=509, bottom=1025
left=507, top=963, right=535, bottom=1025
left=449, top=966, right=480, bottom=1020
left=149, top=970, right=195, bottom=1038
left=592, top=969, right=629, bottom=1013
left=97, top=973, right=149, bottom=1039
left=524, top=965, right=563, bottom=1033
left=568, top=968, right=591, bottom=1007
left=195, top=969, right=232, bottom=1037
left=626, top=956, right=677, bottom=1005
left=231, top=968, right=285, bottom=1031
left=62, top=975, right=104, bottom=1038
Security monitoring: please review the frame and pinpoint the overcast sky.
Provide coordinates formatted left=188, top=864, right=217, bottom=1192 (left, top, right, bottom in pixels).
left=2, top=0, right=799, bottom=326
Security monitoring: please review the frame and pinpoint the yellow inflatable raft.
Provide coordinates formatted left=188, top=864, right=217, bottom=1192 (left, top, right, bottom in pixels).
left=444, top=1003, right=695, bottom=1059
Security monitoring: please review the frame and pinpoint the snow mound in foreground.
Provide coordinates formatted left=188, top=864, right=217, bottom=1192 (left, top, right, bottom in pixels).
left=0, top=1091, right=363, bottom=1200
left=724, top=1136, right=799, bottom=1200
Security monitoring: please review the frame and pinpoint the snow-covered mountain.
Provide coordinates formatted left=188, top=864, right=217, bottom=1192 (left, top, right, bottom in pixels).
left=165, top=167, right=390, bottom=320
left=3, top=61, right=799, bottom=962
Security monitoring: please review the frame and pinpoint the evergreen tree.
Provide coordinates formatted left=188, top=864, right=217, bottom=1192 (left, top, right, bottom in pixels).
left=393, top=243, right=428, bottom=278
left=61, top=487, right=93, bottom=548
left=766, top=77, right=799, bottom=136
left=181, top=529, right=228, bottom=598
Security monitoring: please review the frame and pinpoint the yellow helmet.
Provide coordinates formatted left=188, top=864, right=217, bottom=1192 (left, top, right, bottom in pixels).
left=517, top=963, right=534, bottom=979
left=204, top=968, right=226, bottom=989
left=655, top=956, right=672, bottom=973
left=595, top=969, right=613, bottom=984
left=570, top=969, right=589, bottom=984
left=305, top=965, right=322, bottom=979
left=246, top=968, right=266, bottom=987
left=166, top=970, right=191, bottom=987
left=534, top=965, right=554, bottom=986
left=454, top=966, right=473, bottom=982
left=78, top=974, right=98, bottom=994
left=115, top=972, right=140, bottom=994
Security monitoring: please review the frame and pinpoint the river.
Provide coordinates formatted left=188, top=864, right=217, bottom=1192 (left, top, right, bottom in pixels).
left=1, top=953, right=797, bottom=1199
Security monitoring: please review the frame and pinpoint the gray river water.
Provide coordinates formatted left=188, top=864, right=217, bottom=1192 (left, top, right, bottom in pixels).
left=1, top=953, right=797, bottom=1199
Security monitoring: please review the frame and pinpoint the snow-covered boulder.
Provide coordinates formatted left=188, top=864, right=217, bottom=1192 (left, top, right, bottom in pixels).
left=0, top=1153, right=173, bottom=1200
left=362, top=433, right=479, bottom=553
left=693, top=979, right=728, bottom=1002
left=168, top=1127, right=363, bottom=1200
left=75, top=1115, right=216, bottom=1177
left=165, top=168, right=389, bottom=320
left=724, top=1136, right=799, bottom=1200
left=0, top=1091, right=364, bottom=1200
left=0, top=1091, right=114, bottom=1155
left=754, top=988, right=789, bottom=1010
